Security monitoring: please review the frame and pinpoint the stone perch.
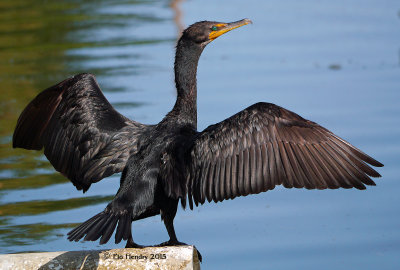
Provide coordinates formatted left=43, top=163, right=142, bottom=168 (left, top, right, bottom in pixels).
left=0, top=246, right=200, bottom=270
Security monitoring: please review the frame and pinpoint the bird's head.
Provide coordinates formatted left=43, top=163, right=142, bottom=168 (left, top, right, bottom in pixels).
left=181, top=19, right=252, bottom=47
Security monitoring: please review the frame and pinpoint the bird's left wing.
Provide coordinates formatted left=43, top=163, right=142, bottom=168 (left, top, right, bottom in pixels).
left=182, top=102, right=383, bottom=209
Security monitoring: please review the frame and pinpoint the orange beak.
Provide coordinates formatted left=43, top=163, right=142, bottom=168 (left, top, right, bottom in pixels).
left=209, top=18, right=252, bottom=41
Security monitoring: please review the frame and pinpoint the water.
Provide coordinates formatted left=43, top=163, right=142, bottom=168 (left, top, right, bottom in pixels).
left=1, top=0, right=399, bottom=269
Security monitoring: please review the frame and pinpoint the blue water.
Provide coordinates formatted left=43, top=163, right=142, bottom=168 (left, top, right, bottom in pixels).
left=0, top=0, right=399, bottom=269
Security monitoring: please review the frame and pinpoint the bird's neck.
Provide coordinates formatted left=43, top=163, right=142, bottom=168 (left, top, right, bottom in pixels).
left=169, top=38, right=204, bottom=127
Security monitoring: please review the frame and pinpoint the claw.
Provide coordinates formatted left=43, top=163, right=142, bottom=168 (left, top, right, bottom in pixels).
left=155, top=240, right=202, bottom=262
left=125, top=236, right=145, bottom=248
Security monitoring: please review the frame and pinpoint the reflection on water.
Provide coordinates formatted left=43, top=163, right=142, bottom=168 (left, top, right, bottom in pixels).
left=1, top=1, right=399, bottom=270
left=0, top=195, right=113, bottom=217
left=170, top=0, right=185, bottom=35
left=0, top=0, right=172, bottom=253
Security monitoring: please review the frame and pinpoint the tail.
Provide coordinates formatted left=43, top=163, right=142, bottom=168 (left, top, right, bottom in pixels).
left=67, top=209, right=132, bottom=245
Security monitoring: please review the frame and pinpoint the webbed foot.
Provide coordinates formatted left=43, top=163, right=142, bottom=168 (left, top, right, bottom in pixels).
left=125, top=236, right=145, bottom=248
left=156, top=240, right=202, bottom=262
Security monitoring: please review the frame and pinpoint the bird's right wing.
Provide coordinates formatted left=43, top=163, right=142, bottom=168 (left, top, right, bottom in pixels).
left=13, top=73, right=149, bottom=192
left=183, top=102, right=383, bottom=209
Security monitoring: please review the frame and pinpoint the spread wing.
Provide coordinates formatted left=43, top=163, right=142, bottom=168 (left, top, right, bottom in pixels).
left=183, top=102, right=383, bottom=209
left=13, top=73, right=148, bottom=192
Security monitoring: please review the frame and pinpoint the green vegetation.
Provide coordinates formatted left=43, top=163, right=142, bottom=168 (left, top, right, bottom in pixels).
left=0, top=0, right=169, bottom=253
left=0, top=195, right=114, bottom=217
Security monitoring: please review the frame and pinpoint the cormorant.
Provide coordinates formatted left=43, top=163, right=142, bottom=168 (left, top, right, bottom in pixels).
left=13, top=19, right=383, bottom=252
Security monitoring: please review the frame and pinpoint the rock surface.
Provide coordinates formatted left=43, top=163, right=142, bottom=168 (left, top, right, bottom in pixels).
left=0, top=246, right=200, bottom=270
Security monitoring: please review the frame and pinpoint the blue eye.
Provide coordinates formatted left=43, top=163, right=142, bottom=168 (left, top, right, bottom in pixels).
left=211, top=26, right=218, bottom=31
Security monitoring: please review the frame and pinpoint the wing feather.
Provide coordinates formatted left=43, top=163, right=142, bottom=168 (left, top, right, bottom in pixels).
left=230, top=152, right=238, bottom=199
left=13, top=73, right=148, bottom=192
left=183, top=102, right=382, bottom=208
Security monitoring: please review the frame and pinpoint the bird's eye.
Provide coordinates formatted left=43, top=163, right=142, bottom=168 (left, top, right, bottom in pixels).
left=211, top=26, right=218, bottom=31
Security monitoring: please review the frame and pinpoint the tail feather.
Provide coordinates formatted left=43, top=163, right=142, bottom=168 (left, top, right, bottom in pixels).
left=68, top=212, right=104, bottom=241
left=122, top=212, right=132, bottom=240
left=115, top=214, right=127, bottom=244
left=100, top=217, right=119, bottom=244
left=84, top=214, right=114, bottom=241
left=68, top=213, right=105, bottom=242
left=67, top=210, right=132, bottom=244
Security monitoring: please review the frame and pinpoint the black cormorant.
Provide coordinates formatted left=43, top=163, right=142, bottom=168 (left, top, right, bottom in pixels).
left=13, top=19, right=383, bottom=252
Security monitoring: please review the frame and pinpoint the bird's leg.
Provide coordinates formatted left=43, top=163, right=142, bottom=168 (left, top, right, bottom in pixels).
left=162, top=212, right=184, bottom=245
left=157, top=200, right=183, bottom=246
left=156, top=200, right=202, bottom=262
left=162, top=215, right=203, bottom=262
left=125, top=229, right=144, bottom=248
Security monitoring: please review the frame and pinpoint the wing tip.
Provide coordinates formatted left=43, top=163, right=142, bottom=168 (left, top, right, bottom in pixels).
left=361, top=153, right=383, bottom=168
left=373, top=160, right=384, bottom=168
left=368, top=181, right=377, bottom=186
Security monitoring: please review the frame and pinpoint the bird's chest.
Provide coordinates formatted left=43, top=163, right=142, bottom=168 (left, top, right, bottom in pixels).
left=128, top=123, right=195, bottom=184
left=132, top=133, right=185, bottom=173
left=157, top=137, right=187, bottom=180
